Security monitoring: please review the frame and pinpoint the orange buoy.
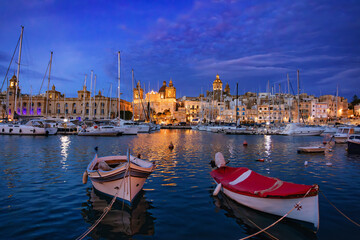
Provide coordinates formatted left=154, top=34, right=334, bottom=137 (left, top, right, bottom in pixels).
left=169, top=142, right=174, bottom=150
left=323, top=141, right=327, bottom=144
left=257, top=159, right=264, bottom=162
left=243, top=140, right=248, bottom=146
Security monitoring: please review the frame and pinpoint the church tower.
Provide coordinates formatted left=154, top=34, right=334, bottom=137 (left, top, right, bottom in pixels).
left=133, top=80, right=144, bottom=100
left=224, top=82, right=230, bottom=95
left=213, top=74, right=223, bottom=101
left=165, top=79, right=176, bottom=99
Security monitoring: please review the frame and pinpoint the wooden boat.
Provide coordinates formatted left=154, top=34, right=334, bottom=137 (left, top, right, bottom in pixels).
left=347, top=134, right=360, bottom=154
left=297, top=146, right=325, bottom=153
left=85, top=150, right=155, bottom=205
left=210, top=152, right=319, bottom=228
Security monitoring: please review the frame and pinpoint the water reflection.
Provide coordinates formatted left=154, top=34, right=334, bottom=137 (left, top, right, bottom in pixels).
left=212, top=192, right=317, bottom=240
left=81, top=188, right=155, bottom=238
left=60, top=136, right=70, bottom=169
left=264, top=135, right=272, bottom=157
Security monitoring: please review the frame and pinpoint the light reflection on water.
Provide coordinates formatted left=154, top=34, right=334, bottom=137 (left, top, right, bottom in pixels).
left=0, top=131, right=360, bottom=239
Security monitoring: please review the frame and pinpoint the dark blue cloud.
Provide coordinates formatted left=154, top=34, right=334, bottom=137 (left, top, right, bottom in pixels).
left=1, top=0, right=359, bottom=100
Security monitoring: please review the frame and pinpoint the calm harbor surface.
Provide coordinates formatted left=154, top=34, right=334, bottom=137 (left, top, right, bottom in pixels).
left=1, top=130, right=359, bottom=239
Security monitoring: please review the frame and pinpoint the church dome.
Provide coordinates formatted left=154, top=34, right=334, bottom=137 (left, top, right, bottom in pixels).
left=159, top=81, right=167, bottom=92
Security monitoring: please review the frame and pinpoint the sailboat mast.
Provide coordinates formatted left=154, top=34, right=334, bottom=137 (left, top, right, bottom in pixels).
left=89, top=70, right=93, bottom=119
left=336, top=85, right=338, bottom=120
left=14, top=26, right=24, bottom=117
left=45, top=51, right=53, bottom=118
left=93, top=74, right=96, bottom=118
left=287, top=73, right=291, bottom=122
left=117, top=51, right=121, bottom=119
left=82, top=74, right=87, bottom=120
left=131, top=69, right=134, bottom=121
left=235, top=83, right=238, bottom=127
left=297, top=70, right=300, bottom=123
left=109, top=84, right=112, bottom=119
left=30, top=85, right=32, bottom=115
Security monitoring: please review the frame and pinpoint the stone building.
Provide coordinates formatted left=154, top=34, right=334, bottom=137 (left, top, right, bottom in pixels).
left=133, top=79, right=177, bottom=123
left=0, top=74, right=131, bottom=121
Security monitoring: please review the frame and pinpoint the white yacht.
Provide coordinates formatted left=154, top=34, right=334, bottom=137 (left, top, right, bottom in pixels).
left=0, top=120, right=49, bottom=135
left=78, top=125, right=120, bottom=136
left=281, top=123, right=324, bottom=136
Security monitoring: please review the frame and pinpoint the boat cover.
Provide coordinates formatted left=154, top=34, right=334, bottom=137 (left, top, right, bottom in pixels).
left=211, top=167, right=317, bottom=198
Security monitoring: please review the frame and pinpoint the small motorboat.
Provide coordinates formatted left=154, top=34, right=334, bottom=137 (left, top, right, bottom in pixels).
left=85, top=149, right=155, bottom=205
left=347, top=134, right=360, bottom=154
left=297, top=146, right=326, bottom=153
left=334, top=127, right=354, bottom=143
left=210, top=152, right=319, bottom=228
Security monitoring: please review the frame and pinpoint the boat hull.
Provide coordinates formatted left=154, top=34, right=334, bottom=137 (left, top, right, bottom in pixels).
left=90, top=175, right=148, bottom=204
left=348, top=140, right=360, bottom=154
left=220, top=184, right=319, bottom=228
left=87, top=155, right=155, bottom=205
left=78, top=131, right=119, bottom=136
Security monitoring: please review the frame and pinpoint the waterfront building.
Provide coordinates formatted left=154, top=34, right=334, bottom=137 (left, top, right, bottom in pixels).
left=129, top=74, right=350, bottom=125
left=133, top=79, right=177, bottom=123
left=0, top=74, right=131, bottom=121
left=354, top=104, right=360, bottom=116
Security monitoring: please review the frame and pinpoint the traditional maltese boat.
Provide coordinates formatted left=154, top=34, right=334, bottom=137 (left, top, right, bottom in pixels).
left=210, top=152, right=319, bottom=228
left=84, top=149, right=155, bottom=205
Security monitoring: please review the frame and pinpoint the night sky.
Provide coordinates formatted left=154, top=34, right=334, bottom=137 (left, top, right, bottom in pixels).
left=1, top=0, right=359, bottom=102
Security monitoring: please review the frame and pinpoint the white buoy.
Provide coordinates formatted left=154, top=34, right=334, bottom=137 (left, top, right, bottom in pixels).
left=82, top=171, right=88, bottom=184
left=304, top=161, right=308, bottom=166
left=326, top=162, right=333, bottom=166
left=213, top=183, right=222, bottom=196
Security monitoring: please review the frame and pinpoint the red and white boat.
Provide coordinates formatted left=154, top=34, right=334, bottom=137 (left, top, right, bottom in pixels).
left=85, top=150, right=155, bottom=205
left=210, top=153, right=319, bottom=228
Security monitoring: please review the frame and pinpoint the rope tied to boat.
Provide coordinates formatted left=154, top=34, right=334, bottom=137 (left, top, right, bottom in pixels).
left=76, top=161, right=131, bottom=240
left=254, top=178, right=283, bottom=197
left=320, top=190, right=360, bottom=227
left=239, top=185, right=317, bottom=240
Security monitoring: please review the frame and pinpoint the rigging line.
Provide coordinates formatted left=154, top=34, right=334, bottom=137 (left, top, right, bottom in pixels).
left=221, top=194, right=278, bottom=240
left=0, top=36, right=20, bottom=92
left=76, top=160, right=131, bottom=240
left=239, top=186, right=316, bottom=240
left=289, top=80, right=306, bottom=123
left=320, top=190, right=360, bottom=227
left=39, top=60, right=50, bottom=95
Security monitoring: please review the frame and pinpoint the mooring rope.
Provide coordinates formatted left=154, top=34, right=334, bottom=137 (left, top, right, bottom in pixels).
left=320, top=190, right=360, bottom=227
left=76, top=161, right=131, bottom=240
left=239, top=186, right=316, bottom=240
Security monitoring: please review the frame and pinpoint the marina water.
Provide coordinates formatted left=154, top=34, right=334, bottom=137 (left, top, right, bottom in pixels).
left=1, top=130, right=359, bottom=239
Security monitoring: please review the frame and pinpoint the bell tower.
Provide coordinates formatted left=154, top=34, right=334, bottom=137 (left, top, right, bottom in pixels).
left=212, top=74, right=223, bottom=101
left=133, top=81, right=144, bottom=100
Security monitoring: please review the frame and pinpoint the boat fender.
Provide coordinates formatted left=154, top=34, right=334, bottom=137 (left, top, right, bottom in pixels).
left=213, top=183, right=222, bottom=196
left=82, top=171, right=88, bottom=184
left=215, top=152, right=226, bottom=168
